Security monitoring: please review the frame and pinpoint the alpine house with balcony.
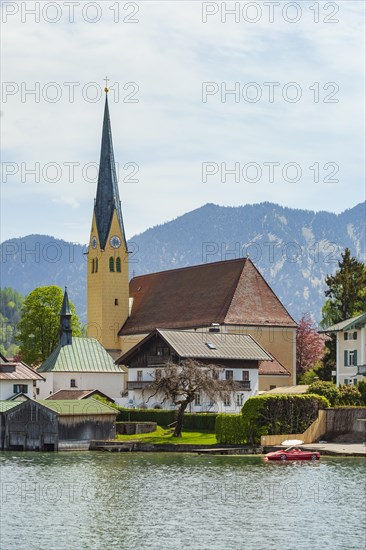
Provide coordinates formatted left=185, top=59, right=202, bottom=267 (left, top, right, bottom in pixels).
left=117, top=328, right=273, bottom=412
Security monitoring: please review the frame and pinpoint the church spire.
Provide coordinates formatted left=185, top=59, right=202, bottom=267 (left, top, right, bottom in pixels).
left=94, top=90, right=127, bottom=251
left=59, top=287, right=72, bottom=346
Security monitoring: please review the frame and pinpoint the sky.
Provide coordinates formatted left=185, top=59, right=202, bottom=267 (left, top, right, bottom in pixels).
left=1, top=0, right=365, bottom=244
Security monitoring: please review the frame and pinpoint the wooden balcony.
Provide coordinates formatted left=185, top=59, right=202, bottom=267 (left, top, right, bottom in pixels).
left=127, top=381, right=153, bottom=390
left=235, top=381, right=251, bottom=391
left=357, top=365, right=366, bottom=376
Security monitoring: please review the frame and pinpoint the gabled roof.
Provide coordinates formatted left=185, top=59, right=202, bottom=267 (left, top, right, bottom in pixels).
left=0, top=361, right=44, bottom=381
left=38, top=337, right=123, bottom=373
left=118, top=328, right=272, bottom=364
left=0, top=401, right=23, bottom=413
left=322, top=312, right=366, bottom=333
left=39, top=398, right=117, bottom=416
left=119, top=258, right=296, bottom=336
left=46, top=389, right=115, bottom=402
left=258, top=356, right=291, bottom=376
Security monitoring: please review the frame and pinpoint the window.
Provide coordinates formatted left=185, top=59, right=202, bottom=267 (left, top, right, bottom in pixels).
left=212, top=369, right=219, bottom=380
left=225, top=370, right=233, bottom=380
left=269, top=385, right=276, bottom=390
left=223, top=394, right=231, bottom=406
left=137, top=370, right=143, bottom=382
left=156, top=347, right=170, bottom=357
left=206, top=342, right=217, bottom=350
left=95, top=258, right=98, bottom=273
left=116, top=257, right=121, bottom=273
left=92, top=259, right=95, bottom=273
left=194, top=393, right=201, bottom=406
left=242, top=370, right=249, bottom=381
left=70, top=379, right=77, bottom=388
left=115, top=299, right=119, bottom=306
left=109, top=257, right=115, bottom=272
left=344, top=331, right=358, bottom=340
left=344, top=350, right=358, bottom=367
left=236, top=394, right=243, bottom=407
left=13, top=384, right=28, bottom=394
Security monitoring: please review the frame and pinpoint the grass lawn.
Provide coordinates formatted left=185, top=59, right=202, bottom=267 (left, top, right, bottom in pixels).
left=116, top=426, right=217, bottom=445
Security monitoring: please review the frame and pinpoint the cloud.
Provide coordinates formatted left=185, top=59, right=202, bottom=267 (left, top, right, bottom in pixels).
left=1, top=1, right=365, bottom=243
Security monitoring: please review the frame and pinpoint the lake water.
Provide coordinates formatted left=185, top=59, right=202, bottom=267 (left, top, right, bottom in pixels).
left=0, top=452, right=365, bottom=550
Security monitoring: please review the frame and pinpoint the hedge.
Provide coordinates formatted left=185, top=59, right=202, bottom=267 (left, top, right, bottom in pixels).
left=215, top=414, right=246, bottom=444
left=116, top=408, right=218, bottom=431
left=241, top=393, right=330, bottom=444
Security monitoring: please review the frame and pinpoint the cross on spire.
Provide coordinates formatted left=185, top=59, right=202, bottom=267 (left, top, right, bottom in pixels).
left=104, top=76, right=110, bottom=93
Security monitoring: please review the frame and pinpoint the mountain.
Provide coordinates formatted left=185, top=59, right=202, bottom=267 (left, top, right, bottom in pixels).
left=1, top=202, right=365, bottom=324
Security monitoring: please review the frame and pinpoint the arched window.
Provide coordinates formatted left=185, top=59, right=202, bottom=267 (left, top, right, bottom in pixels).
left=109, top=257, right=115, bottom=272
left=95, top=258, right=98, bottom=273
left=91, top=259, right=95, bottom=273
left=116, top=257, right=121, bottom=273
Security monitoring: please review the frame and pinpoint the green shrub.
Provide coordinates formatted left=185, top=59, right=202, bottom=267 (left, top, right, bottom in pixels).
left=307, top=381, right=340, bottom=406
left=116, top=408, right=176, bottom=425
left=337, top=385, right=362, bottom=406
left=357, top=380, right=366, bottom=406
left=183, top=413, right=217, bottom=431
left=116, top=408, right=217, bottom=430
left=241, top=394, right=330, bottom=444
left=215, top=414, right=246, bottom=444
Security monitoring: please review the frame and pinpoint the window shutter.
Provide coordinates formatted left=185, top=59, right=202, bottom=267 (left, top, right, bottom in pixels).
left=344, top=332, right=348, bottom=341
left=353, top=332, right=357, bottom=340
left=353, top=350, right=358, bottom=366
left=344, top=350, right=348, bottom=366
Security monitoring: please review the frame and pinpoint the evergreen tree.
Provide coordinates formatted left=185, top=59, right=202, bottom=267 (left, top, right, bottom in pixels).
left=322, top=248, right=366, bottom=326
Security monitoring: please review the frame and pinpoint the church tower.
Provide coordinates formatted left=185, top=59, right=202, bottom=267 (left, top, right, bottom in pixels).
left=87, top=86, right=129, bottom=357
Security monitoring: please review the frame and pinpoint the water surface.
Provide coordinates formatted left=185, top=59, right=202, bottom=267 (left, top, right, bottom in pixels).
left=0, top=452, right=365, bottom=550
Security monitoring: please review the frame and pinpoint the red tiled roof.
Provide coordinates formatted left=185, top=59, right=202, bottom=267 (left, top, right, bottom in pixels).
left=259, top=356, right=290, bottom=376
left=0, top=361, right=44, bottom=381
left=46, top=389, right=114, bottom=401
left=119, top=258, right=296, bottom=336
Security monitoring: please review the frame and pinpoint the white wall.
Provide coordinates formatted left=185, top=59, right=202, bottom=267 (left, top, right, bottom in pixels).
left=127, top=365, right=259, bottom=413
left=337, top=326, right=366, bottom=385
left=0, top=379, right=36, bottom=400
left=36, top=371, right=126, bottom=401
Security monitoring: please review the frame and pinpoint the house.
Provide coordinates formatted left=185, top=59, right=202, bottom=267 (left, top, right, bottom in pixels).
left=36, top=289, right=127, bottom=403
left=117, top=328, right=273, bottom=412
left=0, top=353, right=44, bottom=400
left=322, top=312, right=366, bottom=386
left=1, top=398, right=117, bottom=451
left=86, top=91, right=297, bottom=391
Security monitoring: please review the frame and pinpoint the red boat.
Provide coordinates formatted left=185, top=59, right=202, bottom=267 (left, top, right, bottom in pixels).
left=265, top=447, right=320, bottom=461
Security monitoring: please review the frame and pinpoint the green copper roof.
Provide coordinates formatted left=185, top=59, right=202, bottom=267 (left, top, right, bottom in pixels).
left=38, top=337, right=123, bottom=373
left=38, top=398, right=117, bottom=416
left=323, top=312, right=366, bottom=333
left=94, top=95, right=127, bottom=250
left=0, top=401, right=22, bottom=413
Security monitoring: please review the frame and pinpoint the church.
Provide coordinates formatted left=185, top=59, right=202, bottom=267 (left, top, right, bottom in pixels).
left=86, top=87, right=297, bottom=393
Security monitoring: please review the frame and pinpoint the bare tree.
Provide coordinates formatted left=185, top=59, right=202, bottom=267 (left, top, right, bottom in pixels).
left=145, top=359, right=238, bottom=437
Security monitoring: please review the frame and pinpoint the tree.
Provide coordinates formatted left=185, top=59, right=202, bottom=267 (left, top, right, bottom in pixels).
left=320, top=249, right=366, bottom=380
left=16, top=286, right=81, bottom=366
left=145, top=359, right=237, bottom=437
left=0, top=288, right=24, bottom=356
left=321, top=248, right=366, bottom=327
left=296, top=313, right=327, bottom=380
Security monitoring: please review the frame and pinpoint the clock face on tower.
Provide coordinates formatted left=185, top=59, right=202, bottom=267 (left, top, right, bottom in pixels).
left=91, top=236, right=98, bottom=249
left=110, top=235, right=121, bottom=249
